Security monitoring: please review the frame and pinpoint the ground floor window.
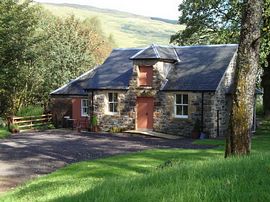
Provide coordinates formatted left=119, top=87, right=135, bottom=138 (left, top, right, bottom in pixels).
left=81, top=99, right=89, bottom=117
left=108, top=92, right=118, bottom=114
left=175, top=94, right=188, bottom=118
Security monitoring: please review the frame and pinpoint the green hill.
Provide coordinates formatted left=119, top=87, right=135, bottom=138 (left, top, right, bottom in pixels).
left=38, top=3, right=184, bottom=48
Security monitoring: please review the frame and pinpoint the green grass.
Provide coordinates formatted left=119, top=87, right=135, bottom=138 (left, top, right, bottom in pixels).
left=40, top=3, right=184, bottom=48
left=1, top=120, right=270, bottom=201
left=0, top=127, right=11, bottom=139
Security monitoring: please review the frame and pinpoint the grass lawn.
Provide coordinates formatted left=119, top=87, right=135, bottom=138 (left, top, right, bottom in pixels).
left=0, top=127, right=11, bottom=139
left=1, top=120, right=270, bottom=202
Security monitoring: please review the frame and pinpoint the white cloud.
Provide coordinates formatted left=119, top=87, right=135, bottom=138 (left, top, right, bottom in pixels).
left=35, top=0, right=181, bottom=20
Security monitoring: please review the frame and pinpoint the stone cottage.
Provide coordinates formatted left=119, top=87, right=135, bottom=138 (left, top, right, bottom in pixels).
left=51, top=44, right=241, bottom=138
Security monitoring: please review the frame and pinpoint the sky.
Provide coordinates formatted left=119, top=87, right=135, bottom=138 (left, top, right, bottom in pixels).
left=35, top=0, right=181, bottom=20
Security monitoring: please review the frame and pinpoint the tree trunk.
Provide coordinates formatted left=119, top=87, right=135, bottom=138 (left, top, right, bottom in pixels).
left=225, top=0, right=262, bottom=157
left=261, top=55, right=270, bottom=118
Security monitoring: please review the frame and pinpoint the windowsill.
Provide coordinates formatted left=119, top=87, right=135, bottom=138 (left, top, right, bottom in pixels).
left=106, top=112, right=119, bottom=116
left=174, top=115, right=189, bottom=119
left=137, top=86, right=153, bottom=89
left=81, top=115, right=89, bottom=117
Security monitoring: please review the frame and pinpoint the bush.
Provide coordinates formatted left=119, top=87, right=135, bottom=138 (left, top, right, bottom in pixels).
left=8, top=124, right=20, bottom=133
left=0, top=117, right=7, bottom=127
left=256, top=100, right=264, bottom=116
left=0, top=127, right=11, bottom=139
left=16, top=105, right=44, bottom=117
left=109, top=127, right=125, bottom=133
left=34, top=124, right=55, bottom=131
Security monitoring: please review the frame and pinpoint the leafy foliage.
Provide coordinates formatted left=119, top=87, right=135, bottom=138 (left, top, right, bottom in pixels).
left=16, top=105, right=44, bottom=117
left=0, top=1, right=114, bottom=116
left=0, top=0, right=39, bottom=115
left=0, top=126, right=10, bottom=139
left=171, top=0, right=269, bottom=60
left=171, top=0, right=242, bottom=45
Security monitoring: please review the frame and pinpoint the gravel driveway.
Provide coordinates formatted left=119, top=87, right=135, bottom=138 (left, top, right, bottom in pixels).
left=0, top=129, right=212, bottom=192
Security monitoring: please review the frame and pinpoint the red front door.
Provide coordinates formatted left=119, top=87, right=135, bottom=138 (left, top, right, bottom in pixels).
left=137, top=97, right=154, bottom=129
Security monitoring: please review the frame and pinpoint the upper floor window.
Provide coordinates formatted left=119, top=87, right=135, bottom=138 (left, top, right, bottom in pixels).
left=138, top=66, right=153, bottom=86
left=81, top=99, right=89, bottom=117
left=175, top=94, right=188, bottom=118
left=108, top=92, right=118, bottom=114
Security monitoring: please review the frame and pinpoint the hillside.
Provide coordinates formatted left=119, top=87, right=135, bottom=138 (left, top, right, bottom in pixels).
left=38, top=3, right=184, bottom=48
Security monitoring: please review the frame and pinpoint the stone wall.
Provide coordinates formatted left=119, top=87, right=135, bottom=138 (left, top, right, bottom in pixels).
left=210, top=52, right=237, bottom=137
left=90, top=53, right=236, bottom=138
left=91, top=91, right=135, bottom=131
left=154, top=91, right=199, bottom=136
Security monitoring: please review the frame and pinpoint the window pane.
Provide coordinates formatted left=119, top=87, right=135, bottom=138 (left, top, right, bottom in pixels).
left=183, top=106, right=188, bottom=116
left=84, top=100, right=88, bottom=107
left=109, top=93, right=113, bottom=102
left=183, top=95, right=188, bottom=104
left=113, top=93, right=118, bottom=102
left=109, top=103, right=114, bottom=112
left=114, top=103, right=118, bottom=112
left=84, top=108, right=88, bottom=115
left=176, top=105, right=182, bottom=115
left=176, top=95, right=181, bottom=104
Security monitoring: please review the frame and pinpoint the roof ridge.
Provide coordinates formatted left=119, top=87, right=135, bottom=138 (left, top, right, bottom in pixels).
left=172, top=47, right=181, bottom=62
left=151, top=44, right=161, bottom=58
left=113, top=48, right=143, bottom=50
left=174, top=44, right=238, bottom=48
left=129, top=45, right=151, bottom=59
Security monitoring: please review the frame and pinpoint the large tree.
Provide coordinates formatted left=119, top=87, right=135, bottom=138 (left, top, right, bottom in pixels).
left=0, top=0, right=39, bottom=115
left=225, top=0, right=263, bottom=156
left=172, top=0, right=270, bottom=117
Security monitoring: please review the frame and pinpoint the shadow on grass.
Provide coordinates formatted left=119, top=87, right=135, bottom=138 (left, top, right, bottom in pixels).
left=50, top=154, right=270, bottom=202
left=4, top=119, right=270, bottom=201
left=1, top=148, right=222, bottom=201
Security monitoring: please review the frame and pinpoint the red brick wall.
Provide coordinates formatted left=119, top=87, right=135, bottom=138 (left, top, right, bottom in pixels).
left=72, top=98, right=89, bottom=129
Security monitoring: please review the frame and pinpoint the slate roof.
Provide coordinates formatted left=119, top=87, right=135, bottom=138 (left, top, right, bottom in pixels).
left=50, top=66, right=99, bottom=96
left=84, top=48, right=141, bottom=90
left=130, top=44, right=180, bottom=62
left=51, top=48, right=141, bottom=96
left=163, top=44, right=238, bottom=91
left=51, top=44, right=238, bottom=96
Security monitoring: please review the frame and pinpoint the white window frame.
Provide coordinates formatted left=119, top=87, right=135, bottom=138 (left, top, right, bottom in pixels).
left=174, top=94, right=189, bottom=119
left=107, top=92, right=118, bottom=115
left=81, top=99, right=89, bottom=117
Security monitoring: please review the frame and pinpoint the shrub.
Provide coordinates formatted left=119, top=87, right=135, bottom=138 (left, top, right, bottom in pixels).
left=16, top=105, right=44, bottom=117
left=91, top=115, right=98, bottom=126
left=109, top=127, right=125, bottom=133
left=34, top=124, right=55, bottom=131
left=0, top=127, right=11, bottom=139
left=0, top=117, right=7, bottom=127
left=8, top=124, right=20, bottom=133
left=256, top=99, right=264, bottom=116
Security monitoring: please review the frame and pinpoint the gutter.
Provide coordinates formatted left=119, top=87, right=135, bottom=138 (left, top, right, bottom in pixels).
left=201, top=92, right=204, bottom=133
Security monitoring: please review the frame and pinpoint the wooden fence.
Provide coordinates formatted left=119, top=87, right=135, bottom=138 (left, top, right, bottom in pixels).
left=8, top=114, right=52, bottom=131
